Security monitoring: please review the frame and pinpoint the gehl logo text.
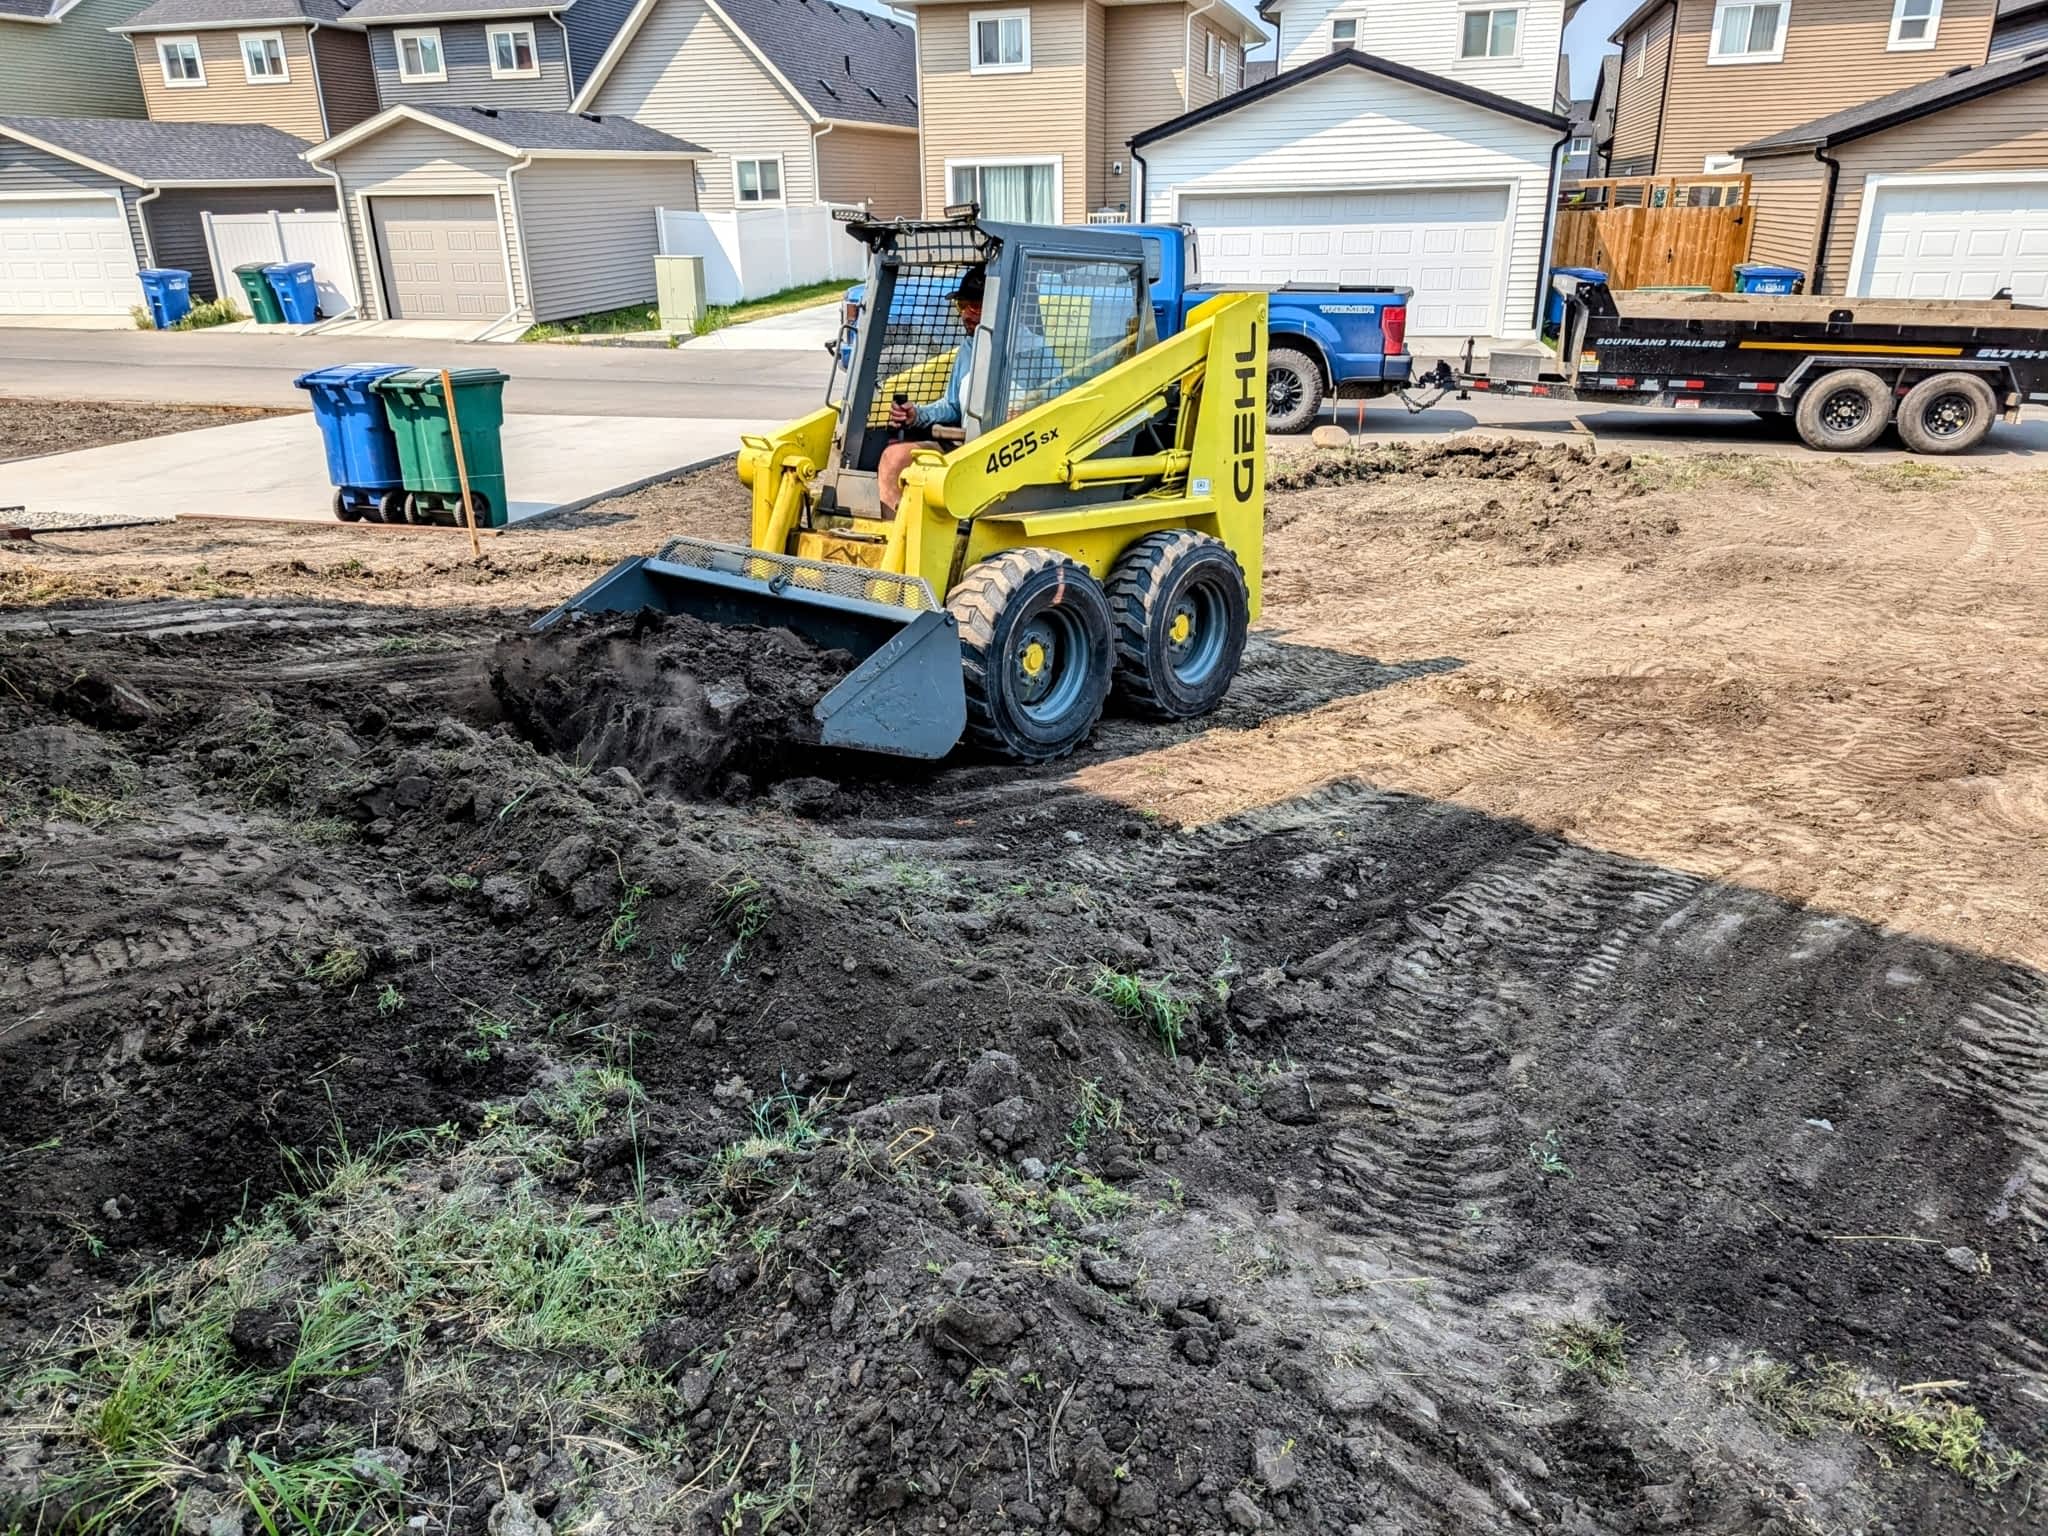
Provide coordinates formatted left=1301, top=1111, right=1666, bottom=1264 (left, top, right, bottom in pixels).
left=1233, top=326, right=1259, bottom=501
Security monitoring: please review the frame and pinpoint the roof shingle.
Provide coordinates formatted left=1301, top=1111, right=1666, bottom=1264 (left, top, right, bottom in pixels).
left=1736, top=44, right=2048, bottom=155
left=399, top=103, right=705, bottom=154
left=120, top=0, right=355, bottom=28
left=0, top=115, right=326, bottom=182
left=344, top=0, right=566, bottom=20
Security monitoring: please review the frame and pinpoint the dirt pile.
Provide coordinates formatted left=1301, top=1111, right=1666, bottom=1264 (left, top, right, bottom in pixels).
left=492, top=607, right=858, bottom=797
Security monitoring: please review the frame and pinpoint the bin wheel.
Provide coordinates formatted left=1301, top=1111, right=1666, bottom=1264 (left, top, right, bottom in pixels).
left=1106, top=530, right=1250, bottom=721
left=1266, top=348, right=1325, bottom=437
left=402, top=494, right=424, bottom=525
left=949, top=547, right=1113, bottom=762
left=460, top=491, right=492, bottom=529
left=375, top=491, right=407, bottom=525
left=333, top=490, right=363, bottom=523
left=1794, top=368, right=1892, bottom=452
left=1896, top=372, right=1997, bottom=456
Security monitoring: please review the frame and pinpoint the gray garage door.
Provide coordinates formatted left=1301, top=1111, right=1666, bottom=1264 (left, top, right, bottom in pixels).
left=371, top=195, right=509, bottom=319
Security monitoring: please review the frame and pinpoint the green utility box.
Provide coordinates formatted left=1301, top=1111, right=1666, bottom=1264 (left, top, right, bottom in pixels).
left=371, top=368, right=510, bottom=528
left=655, top=254, right=707, bottom=335
left=235, top=262, right=285, bottom=324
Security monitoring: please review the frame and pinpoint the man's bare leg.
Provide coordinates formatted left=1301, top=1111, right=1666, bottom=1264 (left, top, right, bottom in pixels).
left=877, top=440, right=938, bottom=514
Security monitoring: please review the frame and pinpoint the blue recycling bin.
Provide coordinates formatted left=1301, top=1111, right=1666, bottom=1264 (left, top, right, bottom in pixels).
left=136, top=267, right=193, bottom=329
left=294, top=363, right=412, bottom=523
left=1735, top=263, right=1804, bottom=295
left=264, top=261, right=320, bottom=324
left=1546, top=266, right=1607, bottom=333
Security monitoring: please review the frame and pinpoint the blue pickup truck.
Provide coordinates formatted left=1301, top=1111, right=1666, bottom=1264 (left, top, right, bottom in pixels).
left=843, top=222, right=1413, bottom=435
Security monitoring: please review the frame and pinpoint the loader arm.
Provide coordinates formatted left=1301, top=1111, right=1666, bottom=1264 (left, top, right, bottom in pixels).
left=897, top=290, right=1267, bottom=613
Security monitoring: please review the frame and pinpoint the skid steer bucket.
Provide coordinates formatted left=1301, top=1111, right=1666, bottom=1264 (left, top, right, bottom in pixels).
left=532, top=536, right=967, bottom=760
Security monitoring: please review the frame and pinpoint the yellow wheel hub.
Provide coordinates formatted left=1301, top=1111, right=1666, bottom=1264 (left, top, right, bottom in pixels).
left=1021, top=640, right=1049, bottom=677
left=1169, top=611, right=1194, bottom=646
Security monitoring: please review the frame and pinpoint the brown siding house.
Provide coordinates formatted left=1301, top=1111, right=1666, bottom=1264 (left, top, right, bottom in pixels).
left=1735, top=47, right=2048, bottom=296
left=1608, top=0, right=1999, bottom=175
left=119, top=0, right=379, bottom=141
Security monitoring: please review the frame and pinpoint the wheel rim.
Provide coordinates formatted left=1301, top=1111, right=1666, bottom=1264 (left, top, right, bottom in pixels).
left=1011, top=606, right=1091, bottom=724
left=1923, top=390, right=1977, bottom=439
left=1165, top=575, right=1230, bottom=690
left=1268, top=367, right=1302, bottom=418
left=1820, top=387, right=1870, bottom=433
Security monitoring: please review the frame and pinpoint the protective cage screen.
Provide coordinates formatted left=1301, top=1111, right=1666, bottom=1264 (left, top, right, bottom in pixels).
left=865, top=225, right=990, bottom=432
left=1003, top=255, right=1146, bottom=423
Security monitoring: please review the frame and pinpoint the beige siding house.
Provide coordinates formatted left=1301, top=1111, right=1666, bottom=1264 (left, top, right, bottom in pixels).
left=903, top=0, right=1265, bottom=223
left=117, top=0, right=379, bottom=141
left=573, top=0, right=921, bottom=215
left=1735, top=48, right=2048, bottom=297
left=305, top=104, right=702, bottom=327
left=1606, top=0, right=1999, bottom=176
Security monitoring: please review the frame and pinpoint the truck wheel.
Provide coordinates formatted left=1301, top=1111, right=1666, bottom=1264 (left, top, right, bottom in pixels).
left=1107, top=530, right=1250, bottom=720
left=950, top=548, right=1113, bottom=762
left=1266, top=348, right=1325, bottom=436
left=1794, top=369, right=1892, bottom=452
left=1896, top=372, right=1997, bottom=455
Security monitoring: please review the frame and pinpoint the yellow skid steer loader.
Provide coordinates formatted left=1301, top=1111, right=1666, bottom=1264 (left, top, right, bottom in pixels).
left=537, top=212, right=1266, bottom=762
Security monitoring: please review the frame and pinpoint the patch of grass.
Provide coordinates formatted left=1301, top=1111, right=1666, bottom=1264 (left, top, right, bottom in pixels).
left=289, top=816, right=356, bottom=847
left=521, top=302, right=662, bottom=343
left=1631, top=452, right=1785, bottom=493
left=1726, top=1357, right=2029, bottom=1490
left=1066, top=1078, right=1125, bottom=1156
left=303, top=939, right=368, bottom=989
left=1544, top=1319, right=1627, bottom=1385
left=606, top=874, right=651, bottom=953
left=241, top=1450, right=385, bottom=1536
left=1853, top=459, right=1968, bottom=490
left=695, top=277, right=850, bottom=339
left=719, top=1439, right=815, bottom=1534
left=1528, top=1128, right=1573, bottom=1179
left=375, top=983, right=404, bottom=1016
left=47, top=784, right=138, bottom=827
left=1089, top=967, right=1193, bottom=1059
left=716, top=874, right=773, bottom=976
left=135, top=297, right=244, bottom=332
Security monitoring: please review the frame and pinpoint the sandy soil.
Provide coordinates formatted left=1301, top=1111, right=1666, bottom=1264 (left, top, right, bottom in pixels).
left=0, top=396, right=287, bottom=465
left=1, top=439, right=2042, bottom=1536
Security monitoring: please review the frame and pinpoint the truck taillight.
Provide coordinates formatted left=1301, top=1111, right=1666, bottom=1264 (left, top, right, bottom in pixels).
left=843, top=299, right=861, bottom=330
left=1381, top=304, right=1408, bottom=356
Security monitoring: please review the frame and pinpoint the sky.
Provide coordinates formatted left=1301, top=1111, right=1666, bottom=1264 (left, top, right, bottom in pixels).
left=1564, top=0, right=1635, bottom=99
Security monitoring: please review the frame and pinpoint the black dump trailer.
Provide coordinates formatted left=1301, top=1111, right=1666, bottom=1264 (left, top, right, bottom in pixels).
left=1422, top=277, right=2048, bottom=454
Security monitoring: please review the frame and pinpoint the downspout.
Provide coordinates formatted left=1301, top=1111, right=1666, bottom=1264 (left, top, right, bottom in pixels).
left=306, top=21, right=329, bottom=140
left=1650, top=0, right=1676, bottom=175
left=1809, top=143, right=1843, bottom=296
left=1131, top=143, right=1148, bottom=224
left=491, top=154, right=535, bottom=338
left=813, top=120, right=832, bottom=210
left=308, top=154, right=358, bottom=321
left=1532, top=120, right=1574, bottom=333
left=553, top=10, right=574, bottom=102
left=134, top=184, right=161, bottom=269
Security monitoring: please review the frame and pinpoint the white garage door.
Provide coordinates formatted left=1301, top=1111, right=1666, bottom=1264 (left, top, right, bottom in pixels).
left=0, top=196, right=140, bottom=316
left=1179, top=186, right=1511, bottom=336
left=371, top=195, right=508, bottom=320
left=1855, top=179, right=2048, bottom=302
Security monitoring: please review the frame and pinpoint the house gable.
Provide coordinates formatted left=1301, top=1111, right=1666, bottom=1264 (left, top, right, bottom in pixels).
left=1268, top=0, right=1572, bottom=112
left=0, top=0, right=151, bottom=117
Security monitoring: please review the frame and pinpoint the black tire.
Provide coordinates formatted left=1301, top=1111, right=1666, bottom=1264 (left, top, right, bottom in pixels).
left=402, top=494, right=422, bottom=526
left=1266, top=347, right=1325, bottom=436
left=1106, top=530, right=1250, bottom=720
left=464, top=491, right=491, bottom=529
left=1793, top=368, right=1892, bottom=452
left=375, top=490, right=407, bottom=525
left=1896, top=371, right=1997, bottom=455
left=333, top=490, right=362, bottom=523
left=949, top=548, right=1113, bottom=762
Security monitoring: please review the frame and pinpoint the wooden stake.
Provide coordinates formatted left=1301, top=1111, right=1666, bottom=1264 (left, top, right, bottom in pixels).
left=440, top=367, right=482, bottom=559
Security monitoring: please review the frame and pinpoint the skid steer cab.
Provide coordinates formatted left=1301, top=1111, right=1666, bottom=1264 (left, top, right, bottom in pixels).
left=540, top=211, right=1267, bottom=763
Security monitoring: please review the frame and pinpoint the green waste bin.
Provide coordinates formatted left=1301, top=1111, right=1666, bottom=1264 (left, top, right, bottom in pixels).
left=372, top=367, right=510, bottom=527
left=235, top=262, right=285, bottom=324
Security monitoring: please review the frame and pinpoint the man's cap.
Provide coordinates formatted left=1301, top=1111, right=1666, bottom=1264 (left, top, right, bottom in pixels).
left=953, top=265, right=987, bottom=303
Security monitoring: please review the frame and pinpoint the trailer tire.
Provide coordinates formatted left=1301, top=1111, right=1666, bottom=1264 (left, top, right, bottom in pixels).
left=1896, top=372, right=1997, bottom=456
left=950, top=548, right=1114, bottom=762
left=1266, top=348, right=1325, bottom=436
left=1107, top=530, right=1250, bottom=720
left=1794, top=369, right=1892, bottom=452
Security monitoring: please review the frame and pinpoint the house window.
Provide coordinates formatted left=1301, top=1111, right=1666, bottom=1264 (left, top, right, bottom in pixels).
left=1630, top=28, right=1645, bottom=78
left=488, top=22, right=539, bottom=78
left=1331, top=17, right=1358, bottom=51
left=1569, top=136, right=1591, bottom=156
left=1708, top=2, right=1787, bottom=63
left=394, top=28, right=446, bottom=83
left=1888, top=0, right=1940, bottom=50
left=735, top=157, right=783, bottom=204
left=970, top=10, right=1030, bottom=73
left=1460, top=7, right=1521, bottom=60
left=157, top=36, right=205, bottom=87
left=948, top=159, right=1058, bottom=223
left=240, top=31, right=288, bottom=83
left=1205, top=31, right=1217, bottom=75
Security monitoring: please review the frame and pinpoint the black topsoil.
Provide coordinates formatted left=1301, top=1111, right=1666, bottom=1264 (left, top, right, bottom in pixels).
left=0, top=598, right=2040, bottom=1536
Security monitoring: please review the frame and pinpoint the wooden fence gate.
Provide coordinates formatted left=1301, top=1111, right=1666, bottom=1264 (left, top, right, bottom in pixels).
left=1554, top=177, right=1755, bottom=290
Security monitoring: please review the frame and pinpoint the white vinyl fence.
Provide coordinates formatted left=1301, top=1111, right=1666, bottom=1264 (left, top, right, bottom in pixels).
left=655, top=203, right=867, bottom=306
left=202, top=209, right=357, bottom=318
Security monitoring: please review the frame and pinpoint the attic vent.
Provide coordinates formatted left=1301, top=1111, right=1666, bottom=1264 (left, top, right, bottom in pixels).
left=816, top=78, right=839, bottom=97
left=1946, top=61, right=1974, bottom=75
left=476, top=107, right=500, bottom=118
left=845, top=52, right=852, bottom=72
left=864, top=84, right=883, bottom=103
left=2024, top=44, right=2048, bottom=61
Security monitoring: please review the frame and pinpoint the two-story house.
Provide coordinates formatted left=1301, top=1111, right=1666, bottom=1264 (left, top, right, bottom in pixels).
left=897, top=0, right=1266, bottom=225
left=115, top=0, right=381, bottom=141
left=1606, top=2, right=2048, bottom=300
left=342, top=0, right=637, bottom=111
left=1130, top=0, right=1575, bottom=340
left=0, top=0, right=154, bottom=117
